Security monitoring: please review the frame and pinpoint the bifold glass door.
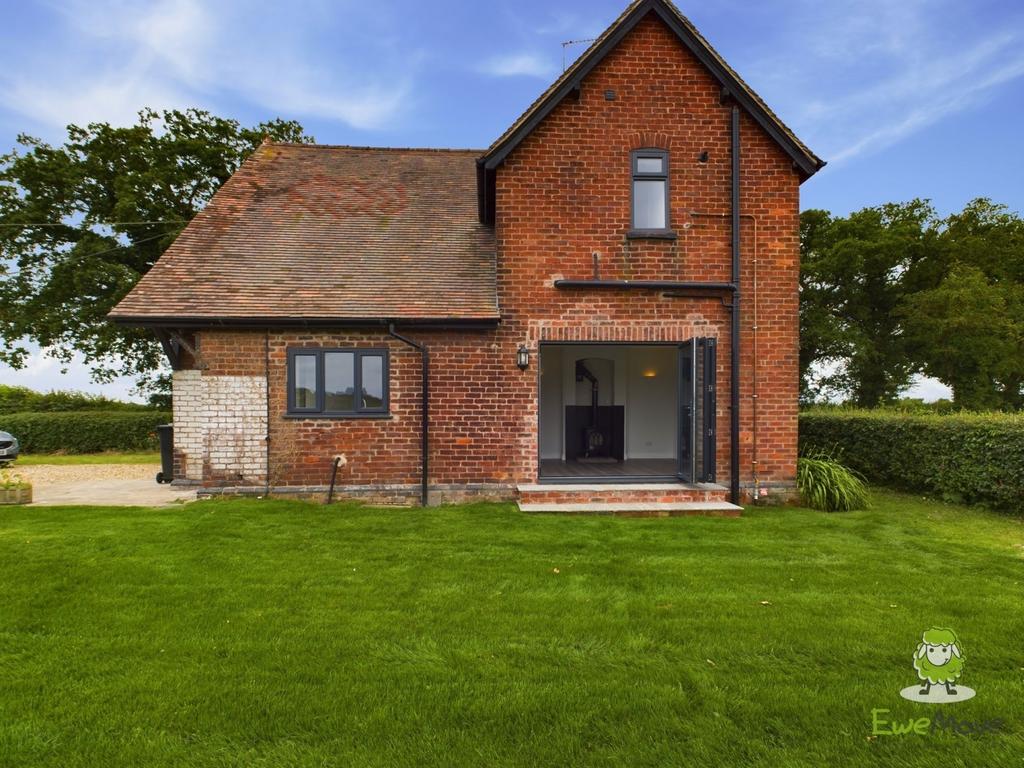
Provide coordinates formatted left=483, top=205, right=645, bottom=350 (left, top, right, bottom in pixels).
left=678, top=338, right=717, bottom=483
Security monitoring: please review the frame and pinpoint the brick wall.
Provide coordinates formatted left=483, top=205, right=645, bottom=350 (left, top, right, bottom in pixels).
left=263, top=329, right=527, bottom=503
left=175, top=11, right=801, bottom=502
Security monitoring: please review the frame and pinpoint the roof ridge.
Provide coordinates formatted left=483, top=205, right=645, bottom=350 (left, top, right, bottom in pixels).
left=266, top=142, right=485, bottom=153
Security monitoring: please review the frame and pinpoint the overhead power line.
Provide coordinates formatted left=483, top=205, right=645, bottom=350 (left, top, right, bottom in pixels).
left=82, top=231, right=174, bottom=259
left=0, top=219, right=187, bottom=228
left=1, top=231, right=174, bottom=263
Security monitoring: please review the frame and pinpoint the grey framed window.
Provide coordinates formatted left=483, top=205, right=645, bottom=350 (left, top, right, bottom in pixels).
left=631, top=149, right=670, bottom=232
left=287, top=348, right=389, bottom=416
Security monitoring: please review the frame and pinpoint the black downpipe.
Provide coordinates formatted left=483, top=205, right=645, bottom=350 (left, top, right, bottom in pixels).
left=388, top=324, right=430, bottom=507
left=265, top=329, right=271, bottom=497
left=730, top=106, right=741, bottom=505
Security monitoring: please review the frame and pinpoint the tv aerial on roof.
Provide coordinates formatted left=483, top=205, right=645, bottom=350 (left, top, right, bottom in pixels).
left=561, top=38, right=598, bottom=72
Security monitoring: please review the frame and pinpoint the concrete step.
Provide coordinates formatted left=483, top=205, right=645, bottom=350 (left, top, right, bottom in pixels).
left=518, top=501, right=742, bottom=517
left=517, top=482, right=731, bottom=505
left=516, top=482, right=741, bottom=516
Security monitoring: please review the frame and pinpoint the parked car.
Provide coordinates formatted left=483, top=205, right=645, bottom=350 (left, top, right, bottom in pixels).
left=0, top=431, right=20, bottom=464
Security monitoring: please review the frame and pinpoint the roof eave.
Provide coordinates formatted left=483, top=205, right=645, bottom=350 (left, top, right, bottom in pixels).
left=109, top=314, right=502, bottom=330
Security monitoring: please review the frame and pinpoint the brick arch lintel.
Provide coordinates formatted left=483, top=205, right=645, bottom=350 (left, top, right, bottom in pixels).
left=627, top=131, right=672, bottom=151
left=528, top=318, right=718, bottom=345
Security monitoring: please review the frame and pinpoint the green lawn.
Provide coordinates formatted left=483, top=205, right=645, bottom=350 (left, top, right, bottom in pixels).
left=0, top=492, right=1021, bottom=767
left=11, top=451, right=160, bottom=465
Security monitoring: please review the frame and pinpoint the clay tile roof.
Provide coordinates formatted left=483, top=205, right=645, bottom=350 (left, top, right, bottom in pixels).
left=481, top=0, right=824, bottom=179
left=109, top=144, right=498, bottom=325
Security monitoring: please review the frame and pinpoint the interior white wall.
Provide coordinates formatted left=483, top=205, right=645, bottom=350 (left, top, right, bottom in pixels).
left=539, top=349, right=563, bottom=459
left=625, top=346, right=678, bottom=459
left=538, top=345, right=678, bottom=461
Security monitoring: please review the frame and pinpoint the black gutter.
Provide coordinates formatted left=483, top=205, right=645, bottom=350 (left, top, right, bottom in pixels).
left=730, top=105, right=741, bottom=506
left=110, top=315, right=500, bottom=330
left=387, top=324, right=430, bottom=507
left=555, top=279, right=735, bottom=292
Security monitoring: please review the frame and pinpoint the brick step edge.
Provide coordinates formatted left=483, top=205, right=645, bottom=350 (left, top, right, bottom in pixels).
left=518, top=490, right=730, bottom=504
left=518, top=501, right=742, bottom=517
left=517, top=483, right=727, bottom=492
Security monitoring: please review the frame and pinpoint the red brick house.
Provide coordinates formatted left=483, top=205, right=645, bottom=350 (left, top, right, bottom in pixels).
left=110, top=0, right=823, bottom=513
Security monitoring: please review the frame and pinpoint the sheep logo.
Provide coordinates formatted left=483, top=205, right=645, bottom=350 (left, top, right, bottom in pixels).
left=899, top=627, right=976, bottom=703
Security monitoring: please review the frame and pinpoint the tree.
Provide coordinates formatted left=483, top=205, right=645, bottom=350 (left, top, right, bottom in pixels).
left=799, top=209, right=848, bottom=402
left=902, top=265, right=1022, bottom=409
left=799, top=201, right=937, bottom=406
left=0, top=109, right=311, bottom=391
left=902, top=199, right=1024, bottom=410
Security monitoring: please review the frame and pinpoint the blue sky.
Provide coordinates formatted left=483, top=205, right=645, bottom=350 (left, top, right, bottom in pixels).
left=2, top=0, right=1023, bottom=400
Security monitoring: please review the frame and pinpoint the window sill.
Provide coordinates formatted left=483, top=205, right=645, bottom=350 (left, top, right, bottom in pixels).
left=283, top=413, right=393, bottom=421
left=626, top=229, right=677, bottom=241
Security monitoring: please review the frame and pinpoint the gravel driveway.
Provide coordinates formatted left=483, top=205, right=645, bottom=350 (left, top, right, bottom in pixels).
left=12, top=464, right=197, bottom=506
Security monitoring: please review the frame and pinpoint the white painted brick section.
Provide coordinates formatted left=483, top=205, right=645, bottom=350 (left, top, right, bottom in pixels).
left=172, top=370, right=267, bottom=483
left=172, top=371, right=204, bottom=481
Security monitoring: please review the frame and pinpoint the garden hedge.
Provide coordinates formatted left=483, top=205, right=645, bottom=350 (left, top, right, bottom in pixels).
left=0, top=385, right=157, bottom=414
left=800, top=409, right=1024, bottom=512
left=0, top=411, right=171, bottom=454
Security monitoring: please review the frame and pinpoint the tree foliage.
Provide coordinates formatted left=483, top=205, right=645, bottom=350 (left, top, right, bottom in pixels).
left=800, top=200, right=936, bottom=406
left=800, top=198, right=1024, bottom=410
left=0, top=109, right=311, bottom=390
left=902, top=200, right=1024, bottom=410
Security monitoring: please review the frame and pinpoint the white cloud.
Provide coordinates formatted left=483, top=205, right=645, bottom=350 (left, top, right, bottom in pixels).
left=820, top=31, right=1024, bottom=165
left=0, top=0, right=417, bottom=132
left=802, top=0, right=931, bottom=63
left=0, top=71, right=190, bottom=131
left=737, top=0, right=1024, bottom=168
left=230, top=65, right=410, bottom=132
left=0, top=346, right=145, bottom=402
left=480, top=52, right=555, bottom=79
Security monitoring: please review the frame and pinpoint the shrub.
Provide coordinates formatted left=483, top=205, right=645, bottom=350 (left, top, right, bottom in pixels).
left=0, top=385, right=157, bottom=414
left=797, top=451, right=869, bottom=512
left=800, top=409, right=1024, bottom=512
left=0, top=467, right=31, bottom=490
left=0, top=411, right=171, bottom=453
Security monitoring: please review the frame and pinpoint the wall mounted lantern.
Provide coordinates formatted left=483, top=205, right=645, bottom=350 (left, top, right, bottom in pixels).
left=516, top=345, right=530, bottom=371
